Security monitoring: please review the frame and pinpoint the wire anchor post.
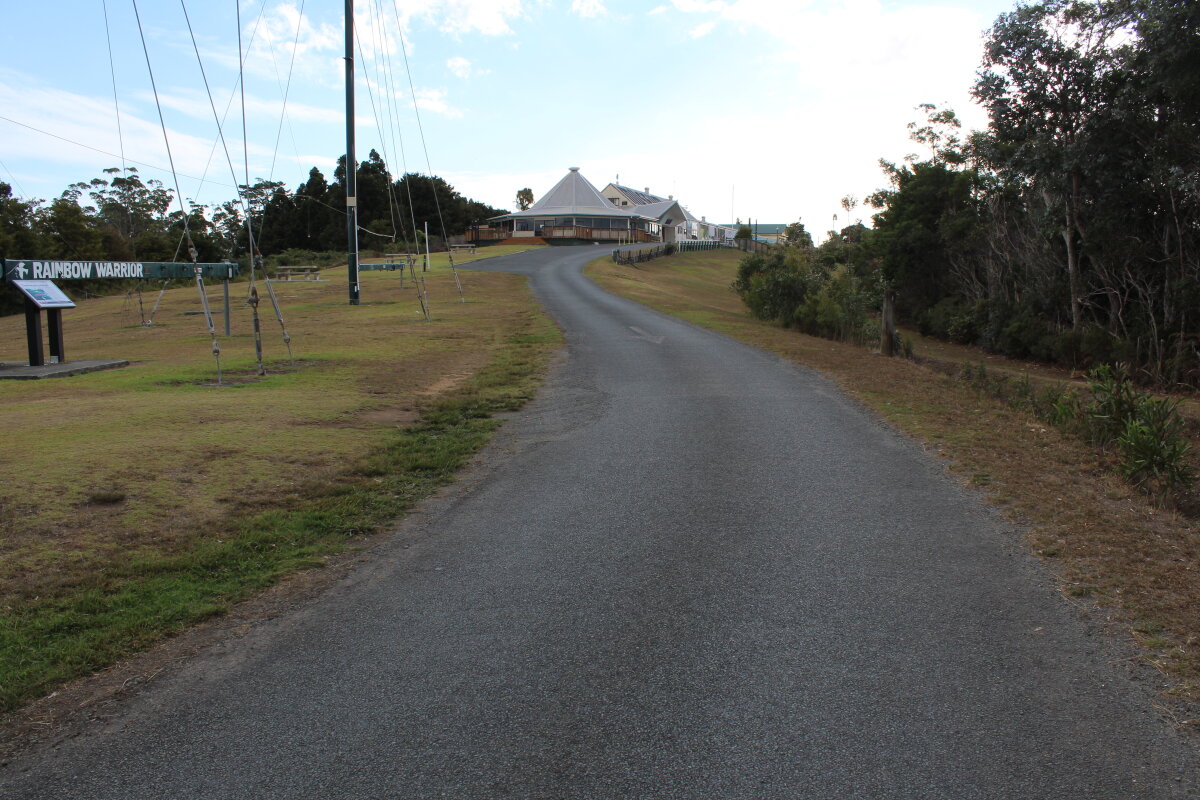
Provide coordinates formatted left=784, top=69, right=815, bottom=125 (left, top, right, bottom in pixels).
left=408, top=261, right=430, bottom=321
left=147, top=279, right=171, bottom=326
left=194, top=265, right=222, bottom=386
left=448, top=254, right=465, bottom=304
left=262, top=274, right=294, bottom=365
left=135, top=282, right=147, bottom=325
left=248, top=285, right=266, bottom=377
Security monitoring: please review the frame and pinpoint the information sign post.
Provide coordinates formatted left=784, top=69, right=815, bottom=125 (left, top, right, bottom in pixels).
left=12, top=280, right=76, bottom=366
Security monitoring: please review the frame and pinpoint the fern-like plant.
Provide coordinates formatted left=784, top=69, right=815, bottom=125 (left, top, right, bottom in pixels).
left=1116, top=396, right=1195, bottom=501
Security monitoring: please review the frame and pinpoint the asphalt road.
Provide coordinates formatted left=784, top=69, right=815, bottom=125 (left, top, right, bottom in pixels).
left=4, top=245, right=1198, bottom=798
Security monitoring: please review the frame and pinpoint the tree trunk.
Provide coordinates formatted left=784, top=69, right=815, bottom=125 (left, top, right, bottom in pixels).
left=1062, top=204, right=1082, bottom=330
left=881, top=289, right=896, bottom=357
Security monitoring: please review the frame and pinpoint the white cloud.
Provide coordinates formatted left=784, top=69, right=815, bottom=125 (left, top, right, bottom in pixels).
left=445, top=56, right=490, bottom=79
left=658, top=0, right=990, bottom=116
left=447, top=56, right=473, bottom=78
left=0, top=68, right=245, bottom=205
left=214, top=1, right=524, bottom=91
left=637, top=0, right=1000, bottom=227
left=571, top=0, right=607, bottom=18
left=414, top=88, right=464, bottom=119
left=414, top=0, right=527, bottom=36
left=136, top=89, right=341, bottom=126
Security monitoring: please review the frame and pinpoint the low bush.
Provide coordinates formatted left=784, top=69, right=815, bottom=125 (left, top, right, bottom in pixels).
left=734, top=252, right=874, bottom=345
left=1117, top=397, right=1195, bottom=499
left=918, top=298, right=985, bottom=344
left=959, top=361, right=1195, bottom=505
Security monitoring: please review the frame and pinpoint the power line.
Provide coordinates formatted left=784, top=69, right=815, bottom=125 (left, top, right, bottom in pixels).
left=376, top=0, right=420, bottom=248
left=0, top=158, right=29, bottom=199
left=101, top=0, right=128, bottom=181
left=131, top=0, right=197, bottom=254
left=267, top=0, right=306, bottom=182
left=393, top=14, right=450, bottom=249
left=180, top=0, right=257, bottom=259
left=0, top=114, right=238, bottom=191
left=355, top=9, right=408, bottom=244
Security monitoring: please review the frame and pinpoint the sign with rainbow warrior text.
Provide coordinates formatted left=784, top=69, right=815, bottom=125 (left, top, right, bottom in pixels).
left=2, top=260, right=239, bottom=281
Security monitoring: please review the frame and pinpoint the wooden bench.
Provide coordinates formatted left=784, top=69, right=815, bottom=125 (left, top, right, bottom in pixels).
left=383, top=253, right=418, bottom=268
left=274, top=265, right=321, bottom=281
left=448, top=244, right=477, bottom=255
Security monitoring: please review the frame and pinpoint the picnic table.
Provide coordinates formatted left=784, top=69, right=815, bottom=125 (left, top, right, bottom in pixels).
left=274, top=265, right=321, bottom=281
left=448, top=244, right=477, bottom=255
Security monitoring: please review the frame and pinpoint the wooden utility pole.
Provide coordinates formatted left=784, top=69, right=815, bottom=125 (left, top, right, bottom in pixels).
left=881, top=287, right=896, bottom=357
left=345, top=0, right=360, bottom=305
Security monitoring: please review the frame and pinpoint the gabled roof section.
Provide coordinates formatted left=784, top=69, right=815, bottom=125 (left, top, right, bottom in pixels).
left=636, top=199, right=687, bottom=225
left=611, top=184, right=665, bottom=205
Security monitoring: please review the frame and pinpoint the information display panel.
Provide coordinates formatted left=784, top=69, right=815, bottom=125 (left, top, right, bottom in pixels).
left=12, top=280, right=76, bottom=309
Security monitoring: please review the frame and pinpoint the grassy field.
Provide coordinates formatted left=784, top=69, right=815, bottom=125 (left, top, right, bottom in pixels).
left=358, top=243, right=541, bottom=270
left=588, top=249, right=1200, bottom=717
left=0, top=246, right=558, bottom=711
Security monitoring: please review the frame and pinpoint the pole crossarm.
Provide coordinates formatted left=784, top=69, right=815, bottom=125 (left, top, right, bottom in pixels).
left=3, top=260, right=239, bottom=282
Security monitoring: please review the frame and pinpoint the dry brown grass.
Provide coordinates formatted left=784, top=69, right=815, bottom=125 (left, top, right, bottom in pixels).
left=588, top=251, right=1200, bottom=712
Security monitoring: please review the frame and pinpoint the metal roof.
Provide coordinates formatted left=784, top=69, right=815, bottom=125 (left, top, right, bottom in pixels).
left=611, top=184, right=665, bottom=205
left=635, top=199, right=687, bottom=225
left=492, top=168, right=652, bottom=220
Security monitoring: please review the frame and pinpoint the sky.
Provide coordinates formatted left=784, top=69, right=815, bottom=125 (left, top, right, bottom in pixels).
left=0, top=0, right=1017, bottom=238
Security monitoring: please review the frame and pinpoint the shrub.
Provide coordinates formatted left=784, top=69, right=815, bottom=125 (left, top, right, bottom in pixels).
left=918, top=298, right=984, bottom=344
left=733, top=252, right=881, bottom=347
left=263, top=249, right=348, bottom=269
left=956, top=361, right=1195, bottom=503
left=745, top=268, right=811, bottom=322
left=794, top=265, right=872, bottom=344
left=1052, top=326, right=1116, bottom=369
left=995, top=304, right=1053, bottom=359
left=734, top=251, right=817, bottom=324
left=1083, top=364, right=1141, bottom=445
left=1117, top=397, right=1194, bottom=499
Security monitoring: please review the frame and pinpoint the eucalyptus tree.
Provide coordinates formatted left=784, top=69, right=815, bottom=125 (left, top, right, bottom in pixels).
left=973, top=0, right=1131, bottom=330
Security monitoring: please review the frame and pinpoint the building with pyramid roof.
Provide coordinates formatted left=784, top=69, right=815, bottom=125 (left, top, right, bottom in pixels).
left=475, top=168, right=662, bottom=244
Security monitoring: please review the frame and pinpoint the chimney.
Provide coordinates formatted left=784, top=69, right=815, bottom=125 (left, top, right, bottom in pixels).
left=645, top=187, right=650, bottom=193
left=669, top=195, right=673, bottom=200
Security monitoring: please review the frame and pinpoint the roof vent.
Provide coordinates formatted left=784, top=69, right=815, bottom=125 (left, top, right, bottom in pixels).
left=569, top=167, right=580, bottom=172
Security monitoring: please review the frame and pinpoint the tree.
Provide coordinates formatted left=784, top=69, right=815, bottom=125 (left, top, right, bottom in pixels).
left=973, top=0, right=1127, bottom=329
left=734, top=225, right=752, bottom=240
left=515, top=187, right=533, bottom=211
left=0, top=183, right=42, bottom=262
left=780, top=220, right=814, bottom=249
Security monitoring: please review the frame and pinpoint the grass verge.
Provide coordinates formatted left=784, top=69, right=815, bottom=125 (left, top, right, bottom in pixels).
left=587, top=250, right=1200, bottom=717
left=0, top=264, right=559, bottom=712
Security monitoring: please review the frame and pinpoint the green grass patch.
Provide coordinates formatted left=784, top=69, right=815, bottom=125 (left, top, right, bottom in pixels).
left=0, top=313, right=558, bottom=712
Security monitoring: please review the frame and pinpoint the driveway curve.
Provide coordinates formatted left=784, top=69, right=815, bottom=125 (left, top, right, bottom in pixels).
left=3, top=245, right=1198, bottom=799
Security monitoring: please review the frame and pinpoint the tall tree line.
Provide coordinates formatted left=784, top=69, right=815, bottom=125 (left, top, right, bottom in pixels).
left=0, top=150, right=506, bottom=268
left=868, top=0, right=1200, bottom=386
